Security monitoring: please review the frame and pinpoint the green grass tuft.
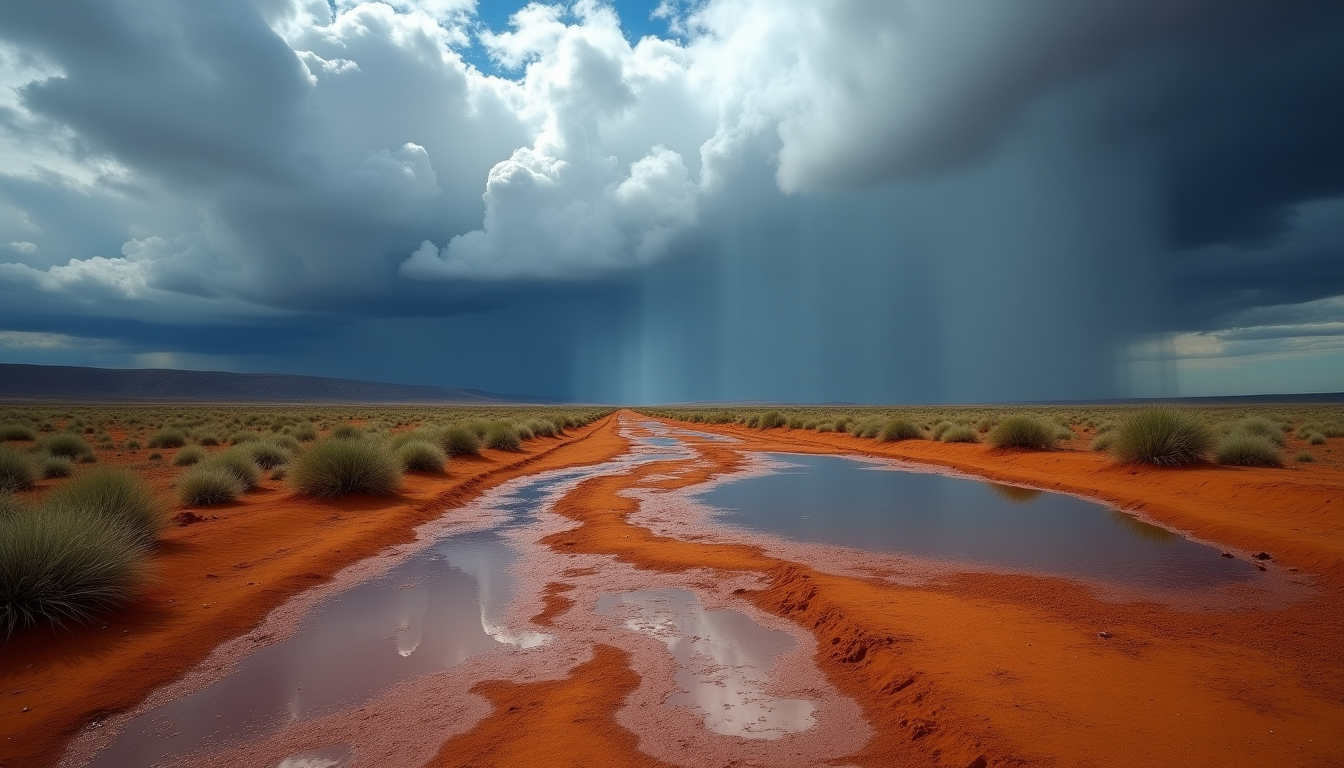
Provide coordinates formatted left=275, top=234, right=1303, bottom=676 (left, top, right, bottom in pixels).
left=941, top=425, right=979, bottom=443
left=0, top=425, right=37, bottom=442
left=208, top=448, right=263, bottom=490
left=146, top=428, right=187, bottom=449
left=41, top=456, right=73, bottom=479
left=396, top=440, right=446, bottom=473
left=758, top=411, right=787, bottom=429
left=440, top=426, right=482, bottom=456
left=177, top=464, right=244, bottom=506
left=172, top=446, right=207, bottom=467
left=484, top=423, right=522, bottom=451
left=1107, top=408, right=1212, bottom=466
left=0, top=447, right=38, bottom=493
left=878, top=419, right=922, bottom=442
left=988, top=416, right=1057, bottom=450
left=43, top=468, right=167, bottom=547
left=0, top=505, right=150, bottom=638
left=329, top=424, right=363, bottom=440
left=1234, top=417, right=1285, bottom=446
left=1296, top=451, right=1314, bottom=462
left=1215, top=432, right=1284, bottom=467
left=290, top=439, right=401, bottom=498
left=39, top=433, right=95, bottom=460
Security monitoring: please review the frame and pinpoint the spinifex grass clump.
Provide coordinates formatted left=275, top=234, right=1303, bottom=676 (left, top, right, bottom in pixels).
left=1215, top=432, right=1284, bottom=467
left=1234, top=417, right=1286, bottom=446
left=243, top=441, right=290, bottom=470
left=1108, top=408, right=1212, bottom=466
left=0, top=447, right=38, bottom=493
left=329, top=424, right=363, bottom=440
left=178, top=465, right=244, bottom=506
left=44, top=468, right=167, bottom=547
left=146, top=428, right=187, bottom=449
left=0, top=425, right=36, bottom=442
left=484, top=423, right=522, bottom=451
left=941, top=425, right=978, bottom=443
left=41, top=456, right=73, bottom=479
left=758, top=411, right=787, bottom=429
left=39, top=433, right=95, bottom=461
left=0, top=502, right=150, bottom=638
left=396, top=440, right=446, bottom=473
left=988, top=416, right=1056, bottom=450
left=441, top=425, right=481, bottom=456
left=209, top=448, right=263, bottom=490
left=291, top=438, right=401, bottom=498
left=173, top=445, right=207, bottom=467
left=879, top=419, right=922, bottom=442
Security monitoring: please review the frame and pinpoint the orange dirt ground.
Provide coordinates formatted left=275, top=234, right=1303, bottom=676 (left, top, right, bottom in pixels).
left=4, top=411, right=1343, bottom=768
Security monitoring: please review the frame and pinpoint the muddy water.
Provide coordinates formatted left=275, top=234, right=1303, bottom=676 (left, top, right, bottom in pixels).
left=695, top=452, right=1258, bottom=589
left=598, top=588, right=814, bottom=739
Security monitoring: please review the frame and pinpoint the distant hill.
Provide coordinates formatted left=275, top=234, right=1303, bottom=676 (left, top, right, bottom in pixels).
left=0, top=363, right=554, bottom=403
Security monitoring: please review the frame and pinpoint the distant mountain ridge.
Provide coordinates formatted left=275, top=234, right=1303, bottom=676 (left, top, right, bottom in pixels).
left=0, top=363, right=553, bottom=403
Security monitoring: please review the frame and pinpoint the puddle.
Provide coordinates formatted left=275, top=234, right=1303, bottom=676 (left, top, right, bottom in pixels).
left=273, top=744, right=353, bottom=768
left=83, top=464, right=608, bottom=767
left=695, top=453, right=1258, bottom=590
left=598, top=588, right=815, bottom=739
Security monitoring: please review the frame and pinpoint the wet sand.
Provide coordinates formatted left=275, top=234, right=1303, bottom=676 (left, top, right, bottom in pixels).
left=5, top=412, right=1343, bottom=768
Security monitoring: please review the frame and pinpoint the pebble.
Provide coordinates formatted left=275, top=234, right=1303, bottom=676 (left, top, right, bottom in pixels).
left=1098, top=631, right=1113, bottom=639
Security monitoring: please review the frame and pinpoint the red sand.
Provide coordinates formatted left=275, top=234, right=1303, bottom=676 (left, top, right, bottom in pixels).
left=4, top=411, right=1343, bottom=768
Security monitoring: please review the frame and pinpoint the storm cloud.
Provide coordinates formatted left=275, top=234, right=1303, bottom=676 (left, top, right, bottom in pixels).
left=0, top=0, right=1340, bottom=401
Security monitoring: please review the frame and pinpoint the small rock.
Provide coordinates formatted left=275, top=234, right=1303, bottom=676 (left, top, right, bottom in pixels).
left=21, top=706, right=30, bottom=712
left=1255, top=564, right=1267, bottom=571
left=1098, top=631, right=1113, bottom=639
left=1219, top=552, right=1234, bottom=558
left=173, top=511, right=205, bottom=526
left=1253, top=551, right=1273, bottom=560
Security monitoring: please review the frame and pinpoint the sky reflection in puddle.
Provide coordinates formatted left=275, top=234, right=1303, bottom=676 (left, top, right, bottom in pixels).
left=598, top=588, right=815, bottom=740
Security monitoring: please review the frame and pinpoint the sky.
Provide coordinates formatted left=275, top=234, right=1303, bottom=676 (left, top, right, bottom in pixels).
left=0, top=0, right=1340, bottom=403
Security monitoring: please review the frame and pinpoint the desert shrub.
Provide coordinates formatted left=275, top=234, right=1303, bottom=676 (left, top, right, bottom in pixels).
left=243, top=441, right=290, bottom=470
left=759, top=411, right=787, bottom=429
left=228, top=431, right=260, bottom=445
left=0, top=447, right=38, bottom=492
left=177, top=465, right=244, bottom=506
left=1322, top=423, right=1344, bottom=438
left=329, top=424, right=363, bottom=440
left=173, top=446, right=207, bottom=467
left=879, top=419, right=922, bottom=442
left=0, top=505, right=149, bottom=637
left=270, top=467, right=287, bottom=481
left=292, top=423, right=318, bottom=442
left=41, top=456, right=74, bottom=479
left=815, top=422, right=835, bottom=433
left=146, top=429, right=187, bottom=449
left=40, top=433, right=94, bottom=460
left=195, top=432, right=222, bottom=447
left=988, top=416, right=1057, bottom=450
left=290, top=438, right=401, bottom=497
left=1054, top=426, right=1076, bottom=441
left=148, top=452, right=163, bottom=461
left=484, top=423, right=522, bottom=451
left=1296, top=451, right=1314, bottom=462
left=786, top=417, right=805, bottom=429
left=930, top=421, right=955, bottom=440
left=441, top=426, right=481, bottom=456
left=0, top=425, right=36, bottom=442
left=209, top=448, right=263, bottom=490
left=1235, top=417, right=1285, bottom=446
left=1307, top=433, right=1327, bottom=445
left=527, top=419, right=557, bottom=438
left=464, top=420, right=491, bottom=439
left=941, top=425, right=979, bottom=443
left=1215, top=432, right=1283, bottom=467
left=514, top=423, right=534, bottom=440
left=1108, top=408, right=1212, bottom=466
left=43, top=468, right=167, bottom=547
left=1089, top=432, right=1116, bottom=452
left=397, top=440, right=446, bottom=473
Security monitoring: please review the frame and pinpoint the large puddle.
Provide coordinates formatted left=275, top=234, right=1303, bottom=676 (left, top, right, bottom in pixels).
left=694, top=453, right=1258, bottom=589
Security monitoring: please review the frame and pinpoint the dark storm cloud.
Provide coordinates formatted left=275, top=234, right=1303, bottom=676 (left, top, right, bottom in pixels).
left=0, top=0, right=1339, bottom=400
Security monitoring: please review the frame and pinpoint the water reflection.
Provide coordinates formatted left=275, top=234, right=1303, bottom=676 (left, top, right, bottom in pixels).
left=273, top=744, right=353, bottom=768
left=988, top=483, right=1043, bottom=503
left=598, top=589, right=815, bottom=739
left=697, top=453, right=1256, bottom=590
left=86, top=465, right=594, bottom=767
